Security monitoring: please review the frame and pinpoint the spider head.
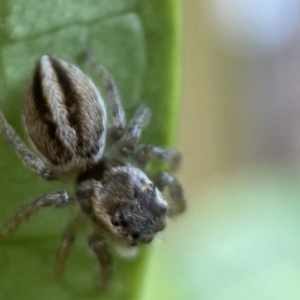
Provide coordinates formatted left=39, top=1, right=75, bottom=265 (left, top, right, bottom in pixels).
left=92, top=165, right=168, bottom=246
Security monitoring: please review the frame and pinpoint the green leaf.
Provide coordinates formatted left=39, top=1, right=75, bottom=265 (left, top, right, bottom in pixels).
left=0, top=1, right=181, bottom=299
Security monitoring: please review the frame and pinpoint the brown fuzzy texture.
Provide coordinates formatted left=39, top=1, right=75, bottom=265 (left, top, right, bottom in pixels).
left=23, top=55, right=106, bottom=172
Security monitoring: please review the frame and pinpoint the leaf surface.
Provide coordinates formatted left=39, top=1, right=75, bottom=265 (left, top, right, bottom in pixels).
left=0, top=0, right=181, bottom=299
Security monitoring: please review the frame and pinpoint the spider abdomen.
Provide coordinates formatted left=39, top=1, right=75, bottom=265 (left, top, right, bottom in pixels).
left=23, top=55, right=107, bottom=172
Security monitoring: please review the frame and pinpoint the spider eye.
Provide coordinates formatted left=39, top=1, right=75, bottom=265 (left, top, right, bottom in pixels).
left=119, top=213, right=128, bottom=228
left=132, top=232, right=140, bottom=240
left=111, top=218, right=119, bottom=226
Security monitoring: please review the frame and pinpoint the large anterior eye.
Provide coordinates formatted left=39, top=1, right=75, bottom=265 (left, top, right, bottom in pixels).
left=132, top=232, right=140, bottom=240
left=111, top=218, right=120, bottom=226
left=119, top=213, right=128, bottom=228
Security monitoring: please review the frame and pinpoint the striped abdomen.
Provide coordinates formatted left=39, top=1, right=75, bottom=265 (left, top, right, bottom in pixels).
left=23, top=55, right=107, bottom=172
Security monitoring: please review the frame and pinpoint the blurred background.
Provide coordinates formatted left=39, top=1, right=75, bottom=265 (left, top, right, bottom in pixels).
left=143, top=0, right=300, bottom=299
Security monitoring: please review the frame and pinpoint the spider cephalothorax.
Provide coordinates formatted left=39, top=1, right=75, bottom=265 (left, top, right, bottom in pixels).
left=0, top=52, right=186, bottom=287
left=87, top=165, right=168, bottom=246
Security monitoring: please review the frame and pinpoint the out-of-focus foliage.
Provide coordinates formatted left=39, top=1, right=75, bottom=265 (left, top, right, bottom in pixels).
left=143, top=0, right=300, bottom=299
left=143, top=167, right=300, bottom=300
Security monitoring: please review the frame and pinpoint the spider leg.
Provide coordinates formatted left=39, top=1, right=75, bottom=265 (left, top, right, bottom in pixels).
left=133, top=145, right=182, bottom=172
left=88, top=229, right=113, bottom=289
left=52, top=213, right=86, bottom=277
left=118, top=105, right=151, bottom=156
left=152, top=172, right=186, bottom=217
left=0, top=110, right=56, bottom=180
left=75, top=179, right=113, bottom=287
left=83, top=50, right=126, bottom=144
left=0, top=190, right=73, bottom=238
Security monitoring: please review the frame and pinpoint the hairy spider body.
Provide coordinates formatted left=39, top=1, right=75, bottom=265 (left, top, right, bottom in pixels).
left=24, top=55, right=107, bottom=172
left=0, top=53, right=185, bottom=287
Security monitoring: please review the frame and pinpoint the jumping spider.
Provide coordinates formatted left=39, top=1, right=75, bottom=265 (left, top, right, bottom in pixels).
left=0, top=52, right=186, bottom=287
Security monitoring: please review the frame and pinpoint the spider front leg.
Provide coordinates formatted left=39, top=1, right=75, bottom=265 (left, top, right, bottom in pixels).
left=88, top=230, right=113, bottom=288
left=152, top=172, right=186, bottom=217
left=52, top=213, right=87, bottom=277
left=0, top=190, right=73, bottom=238
left=0, top=110, right=56, bottom=180
left=76, top=179, right=113, bottom=287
